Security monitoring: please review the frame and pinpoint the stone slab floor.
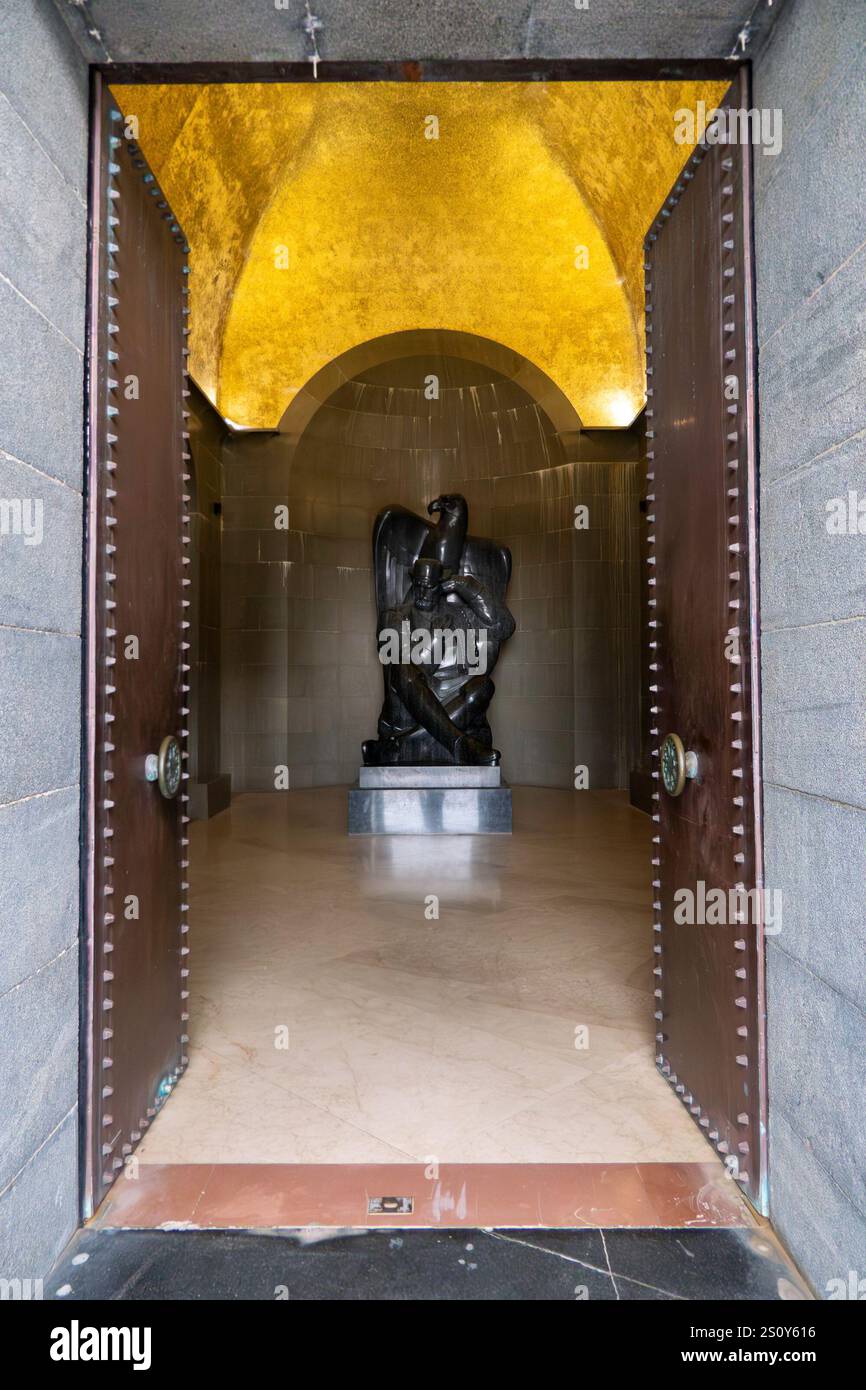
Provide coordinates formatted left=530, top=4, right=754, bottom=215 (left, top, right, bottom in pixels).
left=47, top=1226, right=811, bottom=1302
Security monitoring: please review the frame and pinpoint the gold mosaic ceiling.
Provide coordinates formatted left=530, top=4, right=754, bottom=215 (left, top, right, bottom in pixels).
left=112, top=80, right=728, bottom=428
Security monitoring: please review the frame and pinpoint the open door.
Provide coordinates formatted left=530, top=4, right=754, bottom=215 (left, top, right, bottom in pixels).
left=644, top=70, right=768, bottom=1212
left=83, top=77, right=190, bottom=1214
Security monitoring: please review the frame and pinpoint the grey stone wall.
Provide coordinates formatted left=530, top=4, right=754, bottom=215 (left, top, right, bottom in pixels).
left=187, top=386, right=231, bottom=818
left=493, top=427, right=641, bottom=789
left=754, top=0, right=866, bottom=1297
left=220, top=427, right=295, bottom=792
left=53, top=0, right=776, bottom=66
left=0, top=2, right=87, bottom=1281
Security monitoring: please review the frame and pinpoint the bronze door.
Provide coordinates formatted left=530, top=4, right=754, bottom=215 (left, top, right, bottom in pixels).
left=644, top=71, right=767, bottom=1212
left=83, top=78, right=190, bottom=1213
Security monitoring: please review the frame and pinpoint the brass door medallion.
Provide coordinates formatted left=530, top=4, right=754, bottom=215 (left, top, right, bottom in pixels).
left=661, top=732, right=686, bottom=797
left=156, top=735, right=182, bottom=799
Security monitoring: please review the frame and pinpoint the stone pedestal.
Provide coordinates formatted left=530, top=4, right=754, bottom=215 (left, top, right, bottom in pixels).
left=348, top=765, right=512, bottom=835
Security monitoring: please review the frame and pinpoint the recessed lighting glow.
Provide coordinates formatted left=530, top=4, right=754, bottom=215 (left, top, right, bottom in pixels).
left=605, top=391, right=638, bottom=427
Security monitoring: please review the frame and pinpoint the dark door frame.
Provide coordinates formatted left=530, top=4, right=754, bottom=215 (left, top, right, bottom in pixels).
left=95, top=57, right=739, bottom=84
left=81, top=53, right=760, bottom=1223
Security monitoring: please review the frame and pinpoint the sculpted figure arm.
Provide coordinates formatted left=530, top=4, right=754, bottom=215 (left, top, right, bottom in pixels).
left=440, top=572, right=516, bottom=643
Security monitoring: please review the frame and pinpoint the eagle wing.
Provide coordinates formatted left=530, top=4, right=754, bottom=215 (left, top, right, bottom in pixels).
left=372, top=505, right=433, bottom=615
left=460, top=533, right=512, bottom=603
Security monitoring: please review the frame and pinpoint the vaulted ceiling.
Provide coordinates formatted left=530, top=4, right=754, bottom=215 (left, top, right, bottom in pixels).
left=112, top=80, right=728, bottom=428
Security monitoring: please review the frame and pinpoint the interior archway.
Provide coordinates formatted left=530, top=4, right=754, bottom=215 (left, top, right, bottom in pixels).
left=277, top=329, right=583, bottom=442
left=219, top=330, right=640, bottom=793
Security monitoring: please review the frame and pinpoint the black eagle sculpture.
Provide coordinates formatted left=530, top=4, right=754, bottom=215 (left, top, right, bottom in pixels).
left=362, top=494, right=515, bottom=766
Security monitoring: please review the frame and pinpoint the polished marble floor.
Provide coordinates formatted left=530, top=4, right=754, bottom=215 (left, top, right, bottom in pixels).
left=138, top=788, right=717, bottom=1168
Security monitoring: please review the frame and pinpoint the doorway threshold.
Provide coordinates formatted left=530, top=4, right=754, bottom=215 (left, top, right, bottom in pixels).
left=90, top=1161, right=754, bottom=1231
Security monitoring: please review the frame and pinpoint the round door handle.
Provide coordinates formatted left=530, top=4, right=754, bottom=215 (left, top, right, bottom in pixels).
left=660, top=732, right=699, bottom=796
left=145, top=735, right=182, bottom=799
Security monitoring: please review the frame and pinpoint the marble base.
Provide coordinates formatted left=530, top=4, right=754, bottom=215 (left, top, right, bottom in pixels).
left=359, top=764, right=502, bottom=789
left=349, top=765, right=511, bottom=834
